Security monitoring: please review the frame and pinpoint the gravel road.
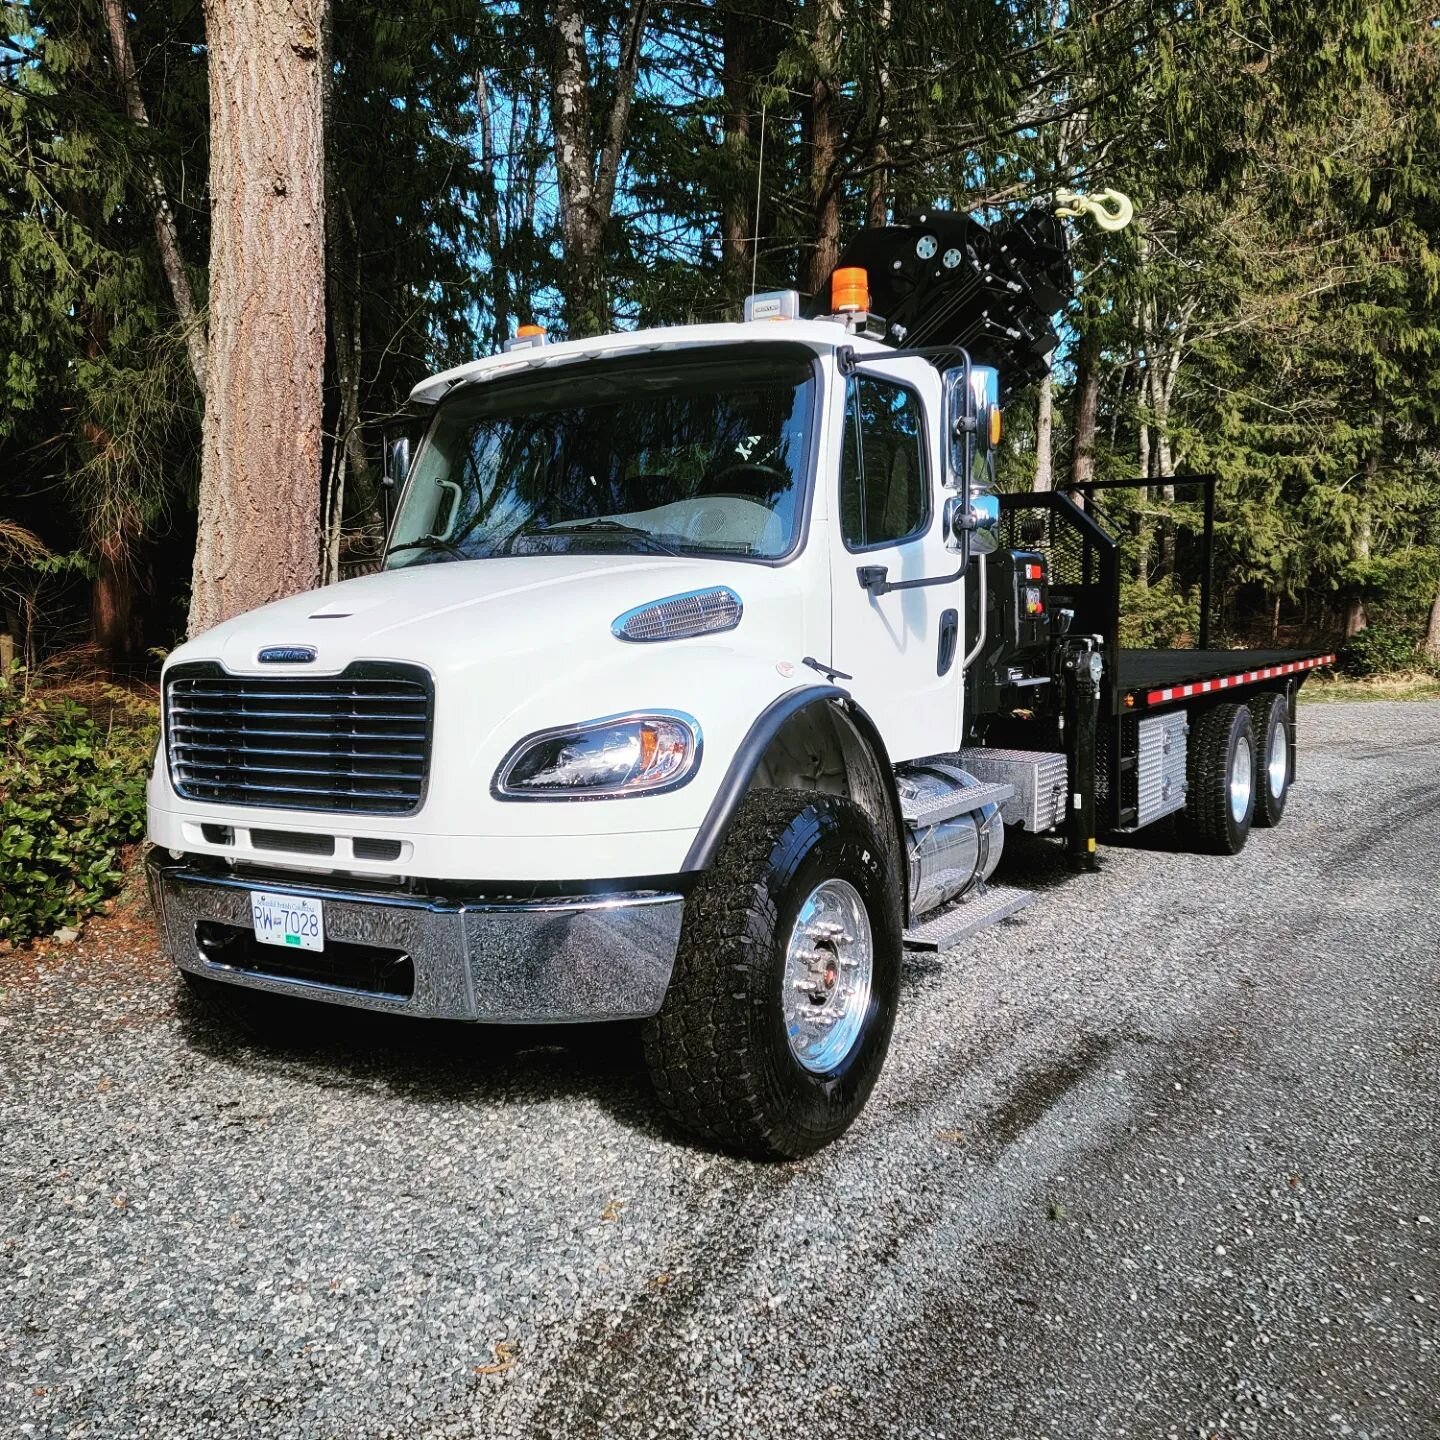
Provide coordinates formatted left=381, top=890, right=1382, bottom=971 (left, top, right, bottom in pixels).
left=3, top=699, right=1437, bottom=1439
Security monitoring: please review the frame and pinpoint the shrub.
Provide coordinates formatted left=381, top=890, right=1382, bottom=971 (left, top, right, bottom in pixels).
left=0, top=678, right=156, bottom=943
left=1338, top=623, right=1418, bottom=677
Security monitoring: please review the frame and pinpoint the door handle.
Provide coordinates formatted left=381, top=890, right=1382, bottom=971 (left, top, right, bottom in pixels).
left=937, top=609, right=959, bottom=676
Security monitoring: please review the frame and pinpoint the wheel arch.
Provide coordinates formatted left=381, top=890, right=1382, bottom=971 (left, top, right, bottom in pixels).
left=681, top=686, right=908, bottom=901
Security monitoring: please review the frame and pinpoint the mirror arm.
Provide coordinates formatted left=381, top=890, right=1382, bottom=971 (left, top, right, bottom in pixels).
left=856, top=562, right=967, bottom=599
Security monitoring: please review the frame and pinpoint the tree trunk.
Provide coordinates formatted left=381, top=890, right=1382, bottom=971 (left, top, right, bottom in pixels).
left=189, top=0, right=327, bottom=636
left=323, top=162, right=366, bottom=584
left=865, top=0, right=891, bottom=228
left=91, top=527, right=143, bottom=663
left=1424, top=584, right=1440, bottom=663
left=805, top=0, right=842, bottom=299
left=720, top=1, right=753, bottom=302
left=550, top=0, right=649, bottom=337
left=101, top=0, right=207, bottom=394
left=1033, top=369, right=1054, bottom=491
left=550, top=0, right=599, bottom=334
left=475, top=66, right=510, bottom=344
left=1344, top=503, right=1371, bottom=637
left=1070, top=326, right=1100, bottom=493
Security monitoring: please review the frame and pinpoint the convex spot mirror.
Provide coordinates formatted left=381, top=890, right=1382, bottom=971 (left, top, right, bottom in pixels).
left=944, top=491, right=1001, bottom=554
left=966, top=492, right=1001, bottom=555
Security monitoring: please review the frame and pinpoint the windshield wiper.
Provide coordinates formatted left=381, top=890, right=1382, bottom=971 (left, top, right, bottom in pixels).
left=529, top=520, right=681, bottom=556
left=387, top=535, right=470, bottom=560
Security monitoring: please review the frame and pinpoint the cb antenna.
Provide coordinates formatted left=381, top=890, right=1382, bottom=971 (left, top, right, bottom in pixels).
left=750, top=99, right=767, bottom=297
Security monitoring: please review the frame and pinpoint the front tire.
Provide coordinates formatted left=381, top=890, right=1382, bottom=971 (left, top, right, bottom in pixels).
left=642, top=788, right=902, bottom=1159
left=1248, top=691, right=1291, bottom=827
left=1183, top=702, right=1257, bottom=855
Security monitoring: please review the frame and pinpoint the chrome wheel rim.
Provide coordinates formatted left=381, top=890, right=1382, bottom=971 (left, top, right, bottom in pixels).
left=782, top=878, right=873, bottom=1074
left=1267, top=716, right=1287, bottom=799
left=1230, top=734, right=1254, bottom=824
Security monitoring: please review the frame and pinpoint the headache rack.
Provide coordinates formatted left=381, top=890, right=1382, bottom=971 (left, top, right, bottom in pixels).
left=164, top=661, right=434, bottom=816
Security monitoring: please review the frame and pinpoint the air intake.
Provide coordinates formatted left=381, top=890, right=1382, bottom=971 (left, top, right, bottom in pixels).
left=612, top=587, right=743, bottom=643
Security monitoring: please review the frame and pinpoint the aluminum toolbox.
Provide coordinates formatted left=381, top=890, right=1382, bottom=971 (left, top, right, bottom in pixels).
left=954, top=748, right=1069, bottom=833
left=1134, top=710, right=1189, bottom=827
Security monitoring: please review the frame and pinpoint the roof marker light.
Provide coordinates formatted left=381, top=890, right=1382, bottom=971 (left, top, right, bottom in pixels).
left=503, top=324, right=548, bottom=353
left=743, top=290, right=800, bottom=323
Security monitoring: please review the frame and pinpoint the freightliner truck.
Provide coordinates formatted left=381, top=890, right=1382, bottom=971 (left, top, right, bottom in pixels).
left=147, top=199, right=1333, bottom=1158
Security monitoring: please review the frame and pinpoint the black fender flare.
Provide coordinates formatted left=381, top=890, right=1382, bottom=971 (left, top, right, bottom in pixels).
left=681, top=686, right=908, bottom=896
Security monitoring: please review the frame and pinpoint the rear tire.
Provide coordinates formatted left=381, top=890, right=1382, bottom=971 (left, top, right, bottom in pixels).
left=642, top=789, right=902, bottom=1159
left=1183, top=703, right=1256, bottom=855
left=1248, top=691, right=1291, bottom=827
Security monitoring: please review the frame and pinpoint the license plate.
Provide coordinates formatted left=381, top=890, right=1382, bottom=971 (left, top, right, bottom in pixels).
left=250, top=891, right=325, bottom=952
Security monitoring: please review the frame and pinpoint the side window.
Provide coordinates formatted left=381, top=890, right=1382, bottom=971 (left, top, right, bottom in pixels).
left=839, top=376, right=928, bottom=549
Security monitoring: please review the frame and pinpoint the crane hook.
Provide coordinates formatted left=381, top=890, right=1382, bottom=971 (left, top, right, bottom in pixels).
left=1054, top=188, right=1135, bottom=233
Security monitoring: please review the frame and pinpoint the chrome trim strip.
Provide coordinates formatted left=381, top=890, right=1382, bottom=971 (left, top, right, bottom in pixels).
left=491, top=709, right=703, bottom=802
left=150, top=859, right=683, bottom=1022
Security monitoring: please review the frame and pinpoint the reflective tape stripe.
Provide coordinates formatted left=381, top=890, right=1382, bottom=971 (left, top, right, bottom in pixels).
left=1144, top=654, right=1335, bottom=707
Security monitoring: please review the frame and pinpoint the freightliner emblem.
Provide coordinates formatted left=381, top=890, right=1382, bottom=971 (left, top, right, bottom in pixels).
left=257, top=645, right=317, bottom=664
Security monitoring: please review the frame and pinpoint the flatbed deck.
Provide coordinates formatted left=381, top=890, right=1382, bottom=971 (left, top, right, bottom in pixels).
left=1118, top=649, right=1335, bottom=708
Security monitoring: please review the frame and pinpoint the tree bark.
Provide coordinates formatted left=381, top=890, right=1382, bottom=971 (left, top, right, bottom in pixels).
left=189, top=0, right=327, bottom=636
left=1344, top=502, right=1371, bottom=637
left=1424, top=584, right=1440, bottom=663
left=805, top=0, right=843, bottom=299
left=865, top=0, right=890, bottom=228
left=100, top=0, right=207, bottom=394
left=720, top=1, right=753, bottom=301
left=1033, top=369, right=1054, bottom=491
left=550, top=0, right=598, bottom=333
left=1070, top=326, right=1100, bottom=491
left=550, top=0, right=648, bottom=337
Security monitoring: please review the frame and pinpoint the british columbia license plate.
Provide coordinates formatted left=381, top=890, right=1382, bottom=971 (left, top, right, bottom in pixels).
left=250, top=891, right=325, bottom=952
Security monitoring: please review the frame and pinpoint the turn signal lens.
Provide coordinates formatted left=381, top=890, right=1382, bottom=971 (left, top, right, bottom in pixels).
left=831, top=266, right=869, bottom=314
left=989, top=407, right=1003, bottom=446
left=494, top=713, right=701, bottom=799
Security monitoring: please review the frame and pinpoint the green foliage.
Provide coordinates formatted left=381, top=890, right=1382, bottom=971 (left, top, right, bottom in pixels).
left=1119, top=576, right=1202, bottom=650
left=0, top=676, right=154, bottom=943
left=1337, top=623, right=1420, bottom=677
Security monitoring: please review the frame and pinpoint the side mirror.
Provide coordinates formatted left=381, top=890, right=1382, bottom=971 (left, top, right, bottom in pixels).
left=384, top=434, right=411, bottom=491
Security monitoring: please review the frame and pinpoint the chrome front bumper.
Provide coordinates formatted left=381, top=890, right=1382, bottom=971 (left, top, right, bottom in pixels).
left=146, top=858, right=684, bottom=1022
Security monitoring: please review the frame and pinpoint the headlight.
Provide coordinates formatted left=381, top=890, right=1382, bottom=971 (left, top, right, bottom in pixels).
left=492, top=712, right=701, bottom=800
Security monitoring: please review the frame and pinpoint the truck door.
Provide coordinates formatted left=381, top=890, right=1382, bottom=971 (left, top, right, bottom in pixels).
left=826, top=362, right=962, bottom=763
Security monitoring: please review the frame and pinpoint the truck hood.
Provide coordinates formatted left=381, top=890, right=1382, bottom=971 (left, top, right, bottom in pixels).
left=171, top=553, right=815, bottom=679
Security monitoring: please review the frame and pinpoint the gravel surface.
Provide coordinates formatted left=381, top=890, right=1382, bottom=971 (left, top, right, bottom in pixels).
left=2, top=698, right=1437, bottom=1439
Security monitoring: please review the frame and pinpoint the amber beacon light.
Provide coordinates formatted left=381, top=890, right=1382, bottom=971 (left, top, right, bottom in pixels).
left=831, top=266, right=870, bottom=314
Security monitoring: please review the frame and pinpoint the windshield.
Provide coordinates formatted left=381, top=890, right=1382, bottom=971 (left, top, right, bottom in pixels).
left=386, top=344, right=817, bottom=568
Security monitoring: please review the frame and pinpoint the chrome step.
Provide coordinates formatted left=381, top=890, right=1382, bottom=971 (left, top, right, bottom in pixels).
left=898, top=779, right=1014, bottom=827
left=903, top=883, right=1035, bottom=953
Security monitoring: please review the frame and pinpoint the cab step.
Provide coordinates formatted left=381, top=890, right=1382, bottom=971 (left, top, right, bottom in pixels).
left=903, top=883, right=1035, bottom=953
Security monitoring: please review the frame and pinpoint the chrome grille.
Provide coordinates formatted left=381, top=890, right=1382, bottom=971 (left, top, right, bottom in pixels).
left=165, top=662, right=432, bottom=815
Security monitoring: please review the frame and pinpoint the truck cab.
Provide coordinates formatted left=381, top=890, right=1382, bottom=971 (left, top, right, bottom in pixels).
left=148, top=212, right=1328, bottom=1159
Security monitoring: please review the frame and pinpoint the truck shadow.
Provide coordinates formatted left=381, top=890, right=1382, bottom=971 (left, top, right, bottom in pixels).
left=173, top=978, right=674, bottom=1142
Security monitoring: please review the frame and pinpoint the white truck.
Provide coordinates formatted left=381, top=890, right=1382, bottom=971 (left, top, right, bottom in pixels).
left=147, top=206, right=1332, bottom=1157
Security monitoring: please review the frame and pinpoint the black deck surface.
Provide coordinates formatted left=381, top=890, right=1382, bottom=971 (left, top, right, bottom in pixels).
left=1118, top=648, right=1331, bottom=692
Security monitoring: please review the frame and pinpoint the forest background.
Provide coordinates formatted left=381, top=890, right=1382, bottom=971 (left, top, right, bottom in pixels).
left=2, top=0, right=1439, bottom=672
